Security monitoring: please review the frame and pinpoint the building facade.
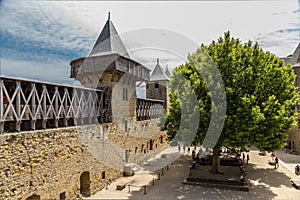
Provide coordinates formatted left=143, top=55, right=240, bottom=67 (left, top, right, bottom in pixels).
left=285, top=43, right=300, bottom=153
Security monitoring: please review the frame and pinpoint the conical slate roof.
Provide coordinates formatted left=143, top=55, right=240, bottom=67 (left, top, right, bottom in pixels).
left=90, top=13, right=130, bottom=58
left=150, top=59, right=170, bottom=81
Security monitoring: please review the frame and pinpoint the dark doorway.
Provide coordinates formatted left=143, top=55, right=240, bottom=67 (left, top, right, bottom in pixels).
left=80, top=171, right=91, bottom=197
left=288, top=141, right=292, bottom=150
left=26, top=194, right=40, bottom=200
left=59, top=192, right=66, bottom=200
left=149, top=139, right=153, bottom=150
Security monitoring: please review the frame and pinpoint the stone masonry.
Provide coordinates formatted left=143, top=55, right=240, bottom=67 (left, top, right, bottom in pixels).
left=0, top=122, right=167, bottom=200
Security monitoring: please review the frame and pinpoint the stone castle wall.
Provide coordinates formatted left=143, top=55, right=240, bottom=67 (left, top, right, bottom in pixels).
left=288, top=115, right=300, bottom=153
left=0, top=122, right=168, bottom=200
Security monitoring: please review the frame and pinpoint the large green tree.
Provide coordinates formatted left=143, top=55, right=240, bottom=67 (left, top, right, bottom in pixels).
left=163, top=32, right=299, bottom=173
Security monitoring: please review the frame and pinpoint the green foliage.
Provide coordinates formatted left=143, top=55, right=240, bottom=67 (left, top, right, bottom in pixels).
left=163, top=31, right=299, bottom=152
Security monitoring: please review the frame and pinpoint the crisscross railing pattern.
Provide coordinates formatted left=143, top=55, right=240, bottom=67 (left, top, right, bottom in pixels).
left=136, top=98, right=165, bottom=121
left=0, top=77, right=111, bottom=133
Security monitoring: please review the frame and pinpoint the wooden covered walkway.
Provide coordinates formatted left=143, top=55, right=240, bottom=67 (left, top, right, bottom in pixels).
left=0, top=77, right=165, bottom=133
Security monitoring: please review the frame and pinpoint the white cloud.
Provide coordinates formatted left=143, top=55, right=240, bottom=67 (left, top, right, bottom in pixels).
left=0, top=58, right=77, bottom=85
left=0, top=0, right=299, bottom=85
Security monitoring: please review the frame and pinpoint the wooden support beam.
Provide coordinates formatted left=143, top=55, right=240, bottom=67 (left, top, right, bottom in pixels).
left=54, top=86, right=59, bottom=128
left=42, top=85, right=47, bottom=129
left=0, top=79, right=3, bottom=126
left=16, top=81, right=21, bottom=132
left=64, top=88, right=68, bottom=127
left=31, top=83, right=36, bottom=130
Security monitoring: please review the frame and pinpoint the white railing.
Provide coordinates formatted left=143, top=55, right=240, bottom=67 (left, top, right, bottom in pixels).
left=0, top=77, right=111, bottom=133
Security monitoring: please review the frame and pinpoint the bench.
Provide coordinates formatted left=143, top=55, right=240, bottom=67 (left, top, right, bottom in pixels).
left=116, top=182, right=127, bottom=190
left=291, top=179, right=300, bottom=189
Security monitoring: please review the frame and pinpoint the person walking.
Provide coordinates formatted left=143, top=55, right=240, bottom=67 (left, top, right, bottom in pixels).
left=178, top=145, right=181, bottom=153
left=246, top=154, right=250, bottom=164
left=275, top=157, right=279, bottom=169
left=192, top=149, right=195, bottom=160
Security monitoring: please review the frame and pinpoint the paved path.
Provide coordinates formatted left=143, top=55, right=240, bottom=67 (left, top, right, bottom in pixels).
left=87, top=147, right=300, bottom=200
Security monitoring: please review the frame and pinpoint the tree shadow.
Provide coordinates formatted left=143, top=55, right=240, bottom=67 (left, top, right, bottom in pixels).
left=246, top=163, right=294, bottom=189
left=126, top=156, right=279, bottom=200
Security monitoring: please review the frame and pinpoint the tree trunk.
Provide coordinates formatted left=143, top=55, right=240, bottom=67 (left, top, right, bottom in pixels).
left=211, top=148, right=219, bottom=174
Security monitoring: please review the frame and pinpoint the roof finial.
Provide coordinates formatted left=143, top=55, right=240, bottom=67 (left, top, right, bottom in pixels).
left=157, top=58, right=159, bottom=65
left=108, top=12, right=111, bottom=20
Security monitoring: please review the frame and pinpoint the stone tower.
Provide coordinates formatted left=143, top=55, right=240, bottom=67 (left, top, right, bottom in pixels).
left=69, top=13, right=150, bottom=127
left=146, top=58, right=170, bottom=110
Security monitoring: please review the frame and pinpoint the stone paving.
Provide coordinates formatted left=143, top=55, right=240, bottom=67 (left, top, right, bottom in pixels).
left=275, top=149, right=300, bottom=179
left=86, top=146, right=300, bottom=200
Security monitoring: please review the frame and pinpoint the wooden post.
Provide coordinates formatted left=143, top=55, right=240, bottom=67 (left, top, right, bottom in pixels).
left=54, top=86, right=59, bottom=128
left=16, top=81, right=21, bottom=132
left=31, top=83, right=36, bottom=130
left=42, top=85, right=47, bottom=129
left=73, top=89, right=78, bottom=126
left=80, top=90, right=84, bottom=125
left=88, top=92, right=92, bottom=124
left=0, top=79, right=3, bottom=132
left=64, top=88, right=68, bottom=127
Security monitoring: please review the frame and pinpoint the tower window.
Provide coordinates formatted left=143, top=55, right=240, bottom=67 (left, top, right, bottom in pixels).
left=124, top=120, right=128, bottom=132
left=154, top=83, right=159, bottom=88
left=123, top=88, right=128, bottom=101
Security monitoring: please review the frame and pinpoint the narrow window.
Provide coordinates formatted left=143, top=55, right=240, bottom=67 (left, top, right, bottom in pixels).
left=102, top=171, right=105, bottom=179
left=123, top=88, right=128, bottom=101
left=123, top=88, right=125, bottom=100
left=124, top=120, right=128, bottom=132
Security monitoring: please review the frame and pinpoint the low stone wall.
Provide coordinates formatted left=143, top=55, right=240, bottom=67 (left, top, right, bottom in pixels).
left=0, top=122, right=168, bottom=200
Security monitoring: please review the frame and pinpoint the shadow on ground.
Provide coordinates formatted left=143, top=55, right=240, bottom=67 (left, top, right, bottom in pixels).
left=247, top=163, right=294, bottom=189
left=125, top=155, right=281, bottom=200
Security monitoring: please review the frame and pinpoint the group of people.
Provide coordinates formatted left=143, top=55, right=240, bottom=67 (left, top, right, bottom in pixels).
left=242, top=153, right=250, bottom=164
left=178, top=144, right=188, bottom=153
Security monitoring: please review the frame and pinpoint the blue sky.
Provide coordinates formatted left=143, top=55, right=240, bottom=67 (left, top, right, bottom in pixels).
left=0, top=0, right=299, bottom=86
